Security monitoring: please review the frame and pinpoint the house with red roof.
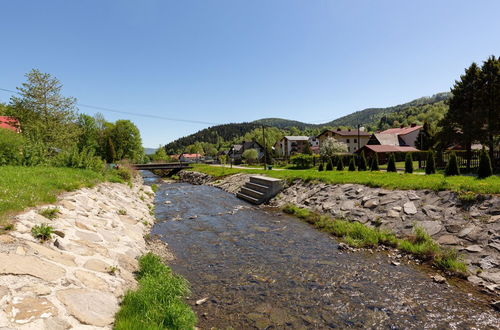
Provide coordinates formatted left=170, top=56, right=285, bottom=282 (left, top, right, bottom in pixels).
left=179, top=153, right=202, bottom=163
left=0, top=116, right=21, bottom=133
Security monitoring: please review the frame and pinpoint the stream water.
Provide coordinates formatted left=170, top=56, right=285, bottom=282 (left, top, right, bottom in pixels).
left=144, top=172, right=499, bottom=329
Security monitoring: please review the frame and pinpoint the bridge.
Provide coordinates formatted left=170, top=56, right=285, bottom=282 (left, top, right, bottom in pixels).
left=132, top=162, right=192, bottom=176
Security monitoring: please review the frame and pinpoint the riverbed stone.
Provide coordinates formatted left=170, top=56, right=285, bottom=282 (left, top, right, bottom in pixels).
left=0, top=253, right=65, bottom=282
left=56, top=288, right=118, bottom=326
left=25, top=241, right=76, bottom=267
left=403, top=202, right=417, bottom=215
left=44, top=317, right=71, bottom=330
left=75, top=270, right=108, bottom=290
left=364, top=199, right=379, bottom=209
left=479, top=271, right=500, bottom=284
left=75, top=230, right=102, bottom=242
left=340, top=201, right=355, bottom=211
left=465, top=245, right=484, bottom=253
left=387, top=210, right=400, bottom=218
left=6, top=296, right=58, bottom=324
left=437, top=235, right=460, bottom=245
left=420, top=221, right=442, bottom=236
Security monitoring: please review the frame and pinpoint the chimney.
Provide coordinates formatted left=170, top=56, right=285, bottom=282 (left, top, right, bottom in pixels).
left=400, top=124, right=404, bottom=128
left=337, top=128, right=341, bottom=131
left=348, top=128, right=351, bottom=132
left=411, top=123, right=417, bottom=127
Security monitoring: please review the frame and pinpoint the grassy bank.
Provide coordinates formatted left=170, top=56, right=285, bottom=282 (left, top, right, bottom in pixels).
left=192, top=164, right=500, bottom=194
left=0, top=166, right=124, bottom=229
left=114, top=253, right=196, bottom=330
left=282, top=204, right=467, bottom=276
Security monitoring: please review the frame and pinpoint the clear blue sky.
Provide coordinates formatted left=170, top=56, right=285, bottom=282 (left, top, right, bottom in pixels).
left=1, top=0, right=499, bottom=147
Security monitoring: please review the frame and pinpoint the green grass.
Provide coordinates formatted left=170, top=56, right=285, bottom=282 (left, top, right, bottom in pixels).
left=114, top=253, right=196, bottom=330
left=0, top=166, right=125, bottom=229
left=282, top=204, right=467, bottom=276
left=31, top=223, right=54, bottom=241
left=39, top=207, right=60, bottom=220
left=192, top=164, right=500, bottom=194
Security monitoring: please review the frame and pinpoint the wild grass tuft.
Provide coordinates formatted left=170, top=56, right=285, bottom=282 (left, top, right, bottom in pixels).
left=31, top=223, right=54, bottom=242
left=283, top=204, right=467, bottom=276
left=114, top=253, right=196, bottom=330
left=39, top=207, right=60, bottom=220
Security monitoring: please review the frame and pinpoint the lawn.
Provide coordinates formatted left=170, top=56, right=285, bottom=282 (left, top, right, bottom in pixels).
left=191, top=164, right=500, bottom=194
left=0, top=166, right=122, bottom=229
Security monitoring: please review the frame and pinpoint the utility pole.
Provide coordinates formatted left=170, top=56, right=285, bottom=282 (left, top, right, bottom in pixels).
left=262, top=125, right=267, bottom=170
left=357, top=124, right=361, bottom=151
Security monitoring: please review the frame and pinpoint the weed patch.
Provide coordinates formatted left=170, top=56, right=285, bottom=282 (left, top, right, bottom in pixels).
left=39, top=207, right=60, bottom=220
left=31, top=223, right=54, bottom=242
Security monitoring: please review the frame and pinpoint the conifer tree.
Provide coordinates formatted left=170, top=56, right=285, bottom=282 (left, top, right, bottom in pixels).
left=336, top=156, right=344, bottom=171
left=370, top=154, right=379, bottom=171
left=348, top=156, right=356, bottom=171
left=326, top=158, right=333, bottom=171
left=318, top=162, right=324, bottom=171
left=444, top=151, right=460, bottom=176
left=425, top=150, right=436, bottom=175
left=405, top=153, right=414, bottom=174
left=478, top=149, right=493, bottom=178
left=386, top=153, right=397, bottom=172
left=358, top=151, right=367, bottom=171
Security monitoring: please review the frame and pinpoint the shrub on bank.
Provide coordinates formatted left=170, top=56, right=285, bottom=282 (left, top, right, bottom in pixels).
left=405, top=153, right=414, bottom=174
left=114, top=253, right=196, bottom=330
left=445, top=152, right=460, bottom=176
left=386, top=153, right=397, bottom=172
left=477, top=149, right=493, bottom=179
left=336, top=156, right=344, bottom=171
left=348, top=157, right=356, bottom=171
left=425, top=150, right=436, bottom=175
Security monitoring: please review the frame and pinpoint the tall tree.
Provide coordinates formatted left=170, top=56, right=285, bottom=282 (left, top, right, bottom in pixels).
left=479, top=56, right=500, bottom=162
left=77, top=114, right=99, bottom=152
left=415, top=121, right=433, bottom=150
left=439, top=63, right=482, bottom=171
left=9, top=69, right=80, bottom=149
left=109, top=120, right=144, bottom=163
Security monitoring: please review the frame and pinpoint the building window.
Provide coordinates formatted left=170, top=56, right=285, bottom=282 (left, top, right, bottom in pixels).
left=348, top=146, right=350, bottom=152
left=354, top=139, right=357, bottom=143
left=346, top=139, right=350, bottom=143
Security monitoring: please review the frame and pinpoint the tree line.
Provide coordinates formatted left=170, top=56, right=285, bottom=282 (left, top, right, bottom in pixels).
left=0, top=69, right=144, bottom=168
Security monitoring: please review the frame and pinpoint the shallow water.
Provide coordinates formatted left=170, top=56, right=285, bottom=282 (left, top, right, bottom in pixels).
left=145, top=173, right=499, bottom=329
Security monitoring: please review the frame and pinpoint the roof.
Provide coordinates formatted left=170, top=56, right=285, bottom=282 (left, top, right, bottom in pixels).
left=371, top=133, right=401, bottom=146
left=361, top=145, right=419, bottom=153
left=319, top=129, right=371, bottom=137
left=284, top=136, right=309, bottom=141
left=0, top=116, right=20, bottom=132
left=380, top=125, right=422, bottom=135
left=181, top=153, right=202, bottom=158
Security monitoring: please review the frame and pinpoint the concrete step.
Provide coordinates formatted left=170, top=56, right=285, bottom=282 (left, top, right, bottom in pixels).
left=236, top=192, right=261, bottom=204
left=240, top=186, right=265, bottom=199
left=245, top=182, right=269, bottom=193
left=249, top=175, right=282, bottom=187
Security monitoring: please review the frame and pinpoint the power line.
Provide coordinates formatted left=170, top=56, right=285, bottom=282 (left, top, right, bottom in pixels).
left=0, top=87, right=221, bottom=126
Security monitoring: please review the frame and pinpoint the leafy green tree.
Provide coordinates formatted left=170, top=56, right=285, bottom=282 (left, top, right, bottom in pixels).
left=358, top=151, right=367, bottom=171
left=320, top=137, right=348, bottom=159
left=77, top=114, right=99, bottom=151
left=109, top=120, right=144, bottom=163
left=9, top=69, right=80, bottom=149
left=370, top=154, right=379, bottom=171
left=444, top=151, right=460, bottom=176
left=290, top=154, right=314, bottom=169
left=405, top=153, right=414, bottom=174
left=415, top=121, right=433, bottom=150
left=151, top=146, right=170, bottom=162
left=425, top=150, right=436, bottom=175
left=386, top=153, right=397, bottom=172
left=348, top=156, right=356, bottom=171
left=185, top=142, right=204, bottom=155
left=242, top=148, right=258, bottom=163
left=303, top=142, right=313, bottom=155
left=477, top=149, right=493, bottom=178
left=439, top=63, right=482, bottom=171
left=336, top=156, right=344, bottom=171
left=0, top=128, right=25, bottom=165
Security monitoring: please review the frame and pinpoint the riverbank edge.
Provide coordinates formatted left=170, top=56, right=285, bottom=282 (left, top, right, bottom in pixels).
left=178, top=170, right=500, bottom=301
left=0, top=175, right=194, bottom=329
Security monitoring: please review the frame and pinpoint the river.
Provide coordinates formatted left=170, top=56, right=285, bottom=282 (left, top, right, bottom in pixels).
left=144, top=173, right=499, bottom=329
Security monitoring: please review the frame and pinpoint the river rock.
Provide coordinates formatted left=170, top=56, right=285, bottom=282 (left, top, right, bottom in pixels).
left=340, top=201, right=355, bottom=211
left=387, top=210, right=400, bottom=218
left=56, top=289, right=118, bottom=326
left=44, top=317, right=71, bottom=330
left=75, top=270, right=108, bottom=290
left=75, top=230, right=102, bottom=242
left=478, top=271, right=500, bottom=284
left=25, top=241, right=76, bottom=267
left=364, top=199, right=379, bottom=209
left=465, top=245, right=483, bottom=253
left=0, top=253, right=65, bottom=282
left=420, top=221, right=442, bottom=236
left=403, top=202, right=417, bottom=215
left=6, top=296, right=58, bottom=324
left=479, top=256, right=498, bottom=270
left=437, top=235, right=460, bottom=245
left=83, top=259, right=111, bottom=273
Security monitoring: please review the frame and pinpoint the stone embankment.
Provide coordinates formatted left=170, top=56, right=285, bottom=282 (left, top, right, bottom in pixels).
left=179, top=170, right=500, bottom=293
left=0, top=178, right=156, bottom=329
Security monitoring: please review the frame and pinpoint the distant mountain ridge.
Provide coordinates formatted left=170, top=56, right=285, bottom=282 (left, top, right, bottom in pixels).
left=164, top=92, right=451, bottom=153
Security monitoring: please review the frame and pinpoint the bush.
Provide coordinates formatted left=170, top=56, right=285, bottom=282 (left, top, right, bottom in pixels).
left=31, top=223, right=54, bottom=241
left=477, top=149, right=493, bottom=178
left=405, top=153, right=413, bottom=174
left=386, top=153, right=397, bottom=172
left=425, top=150, right=436, bottom=175
left=357, top=151, right=367, bottom=171
left=242, top=148, right=258, bottom=163
left=348, top=156, right=356, bottom=171
left=290, top=154, right=314, bottom=169
left=325, top=159, right=333, bottom=171
left=318, top=163, right=324, bottom=171
left=445, top=152, right=460, bottom=176
left=39, top=208, right=60, bottom=220
left=0, top=128, right=25, bottom=165
left=336, top=156, right=344, bottom=171
left=51, top=146, right=105, bottom=171
left=370, top=154, right=379, bottom=171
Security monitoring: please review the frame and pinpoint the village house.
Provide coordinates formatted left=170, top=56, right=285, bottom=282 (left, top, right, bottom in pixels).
left=0, top=116, right=21, bottom=133
left=179, top=153, right=202, bottom=163
left=317, top=128, right=371, bottom=153
left=274, top=136, right=319, bottom=157
left=229, top=141, right=264, bottom=163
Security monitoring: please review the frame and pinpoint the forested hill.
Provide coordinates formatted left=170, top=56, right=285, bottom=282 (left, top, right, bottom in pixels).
left=164, top=92, right=451, bottom=153
left=165, top=122, right=261, bottom=154
left=323, top=92, right=451, bottom=128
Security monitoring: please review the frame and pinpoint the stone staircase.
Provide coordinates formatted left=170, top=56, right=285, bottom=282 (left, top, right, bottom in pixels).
left=236, top=175, right=284, bottom=205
